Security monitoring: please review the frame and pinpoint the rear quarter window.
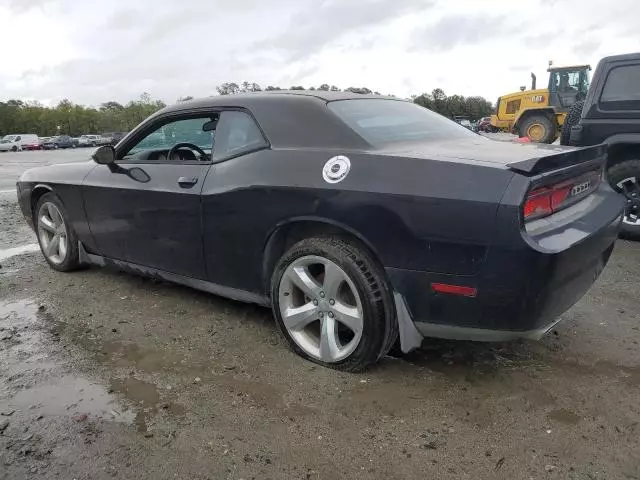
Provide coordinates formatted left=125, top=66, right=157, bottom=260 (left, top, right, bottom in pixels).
left=600, top=64, right=640, bottom=110
left=327, top=99, right=476, bottom=146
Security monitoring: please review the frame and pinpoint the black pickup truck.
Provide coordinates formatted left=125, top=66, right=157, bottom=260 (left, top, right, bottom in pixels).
left=561, top=52, right=640, bottom=237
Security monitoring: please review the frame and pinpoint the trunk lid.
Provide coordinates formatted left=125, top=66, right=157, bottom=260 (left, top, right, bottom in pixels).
left=379, top=137, right=607, bottom=175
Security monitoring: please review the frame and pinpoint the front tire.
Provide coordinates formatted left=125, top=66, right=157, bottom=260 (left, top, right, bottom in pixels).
left=608, top=159, right=640, bottom=239
left=519, top=114, right=556, bottom=143
left=271, top=237, right=397, bottom=371
left=34, top=193, right=81, bottom=272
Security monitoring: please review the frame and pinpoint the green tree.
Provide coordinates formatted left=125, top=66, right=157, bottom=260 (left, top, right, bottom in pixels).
left=216, top=82, right=240, bottom=95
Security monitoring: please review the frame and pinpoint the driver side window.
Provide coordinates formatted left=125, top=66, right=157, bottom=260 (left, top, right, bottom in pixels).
left=122, top=116, right=216, bottom=163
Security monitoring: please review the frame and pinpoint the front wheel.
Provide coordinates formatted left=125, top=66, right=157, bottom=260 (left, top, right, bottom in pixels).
left=271, top=237, right=398, bottom=371
left=608, top=160, right=640, bottom=239
left=35, top=193, right=81, bottom=271
left=518, top=114, right=556, bottom=143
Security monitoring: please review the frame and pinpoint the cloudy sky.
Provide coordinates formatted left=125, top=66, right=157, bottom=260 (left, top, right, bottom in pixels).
left=0, top=0, right=638, bottom=107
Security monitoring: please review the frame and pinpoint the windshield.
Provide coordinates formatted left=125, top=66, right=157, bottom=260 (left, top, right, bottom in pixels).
left=1, top=135, right=16, bottom=143
left=328, top=99, right=477, bottom=146
left=550, top=68, right=590, bottom=95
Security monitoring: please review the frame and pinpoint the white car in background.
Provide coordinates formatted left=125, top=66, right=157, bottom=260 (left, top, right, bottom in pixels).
left=0, top=134, right=38, bottom=152
left=78, top=134, right=101, bottom=147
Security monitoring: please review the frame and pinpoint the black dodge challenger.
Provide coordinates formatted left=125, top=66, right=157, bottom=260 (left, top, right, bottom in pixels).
left=16, top=91, right=624, bottom=371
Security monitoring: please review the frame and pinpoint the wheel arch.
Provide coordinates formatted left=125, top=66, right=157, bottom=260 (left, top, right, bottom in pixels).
left=30, top=184, right=54, bottom=219
left=261, top=217, right=383, bottom=295
left=604, top=136, right=640, bottom=169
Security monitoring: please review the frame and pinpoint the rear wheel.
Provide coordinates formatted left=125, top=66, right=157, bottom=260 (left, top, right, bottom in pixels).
left=560, top=100, right=584, bottom=146
left=608, top=159, right=640, bottom=239
left=271, top=237, right=397, bottom=371
left=35, top=193, right=81, bottom=271
left=11, top=146, right=17, bottom=152
left=519, top=114, right=556, bottom=143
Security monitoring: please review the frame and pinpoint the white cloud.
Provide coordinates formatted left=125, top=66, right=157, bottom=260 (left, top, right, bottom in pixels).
left=0, top=0, right=639, bottom=106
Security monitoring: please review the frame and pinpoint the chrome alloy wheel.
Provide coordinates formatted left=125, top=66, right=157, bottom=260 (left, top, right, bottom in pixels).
left=616, top=176, right=640, bottom=226
left=278, top=255, right=364, bottom=363
left=37, top=202, right=68, bottom=265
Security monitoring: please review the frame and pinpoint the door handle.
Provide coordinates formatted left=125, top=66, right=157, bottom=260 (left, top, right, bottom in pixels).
left=178, top=176, right=198, bottom=188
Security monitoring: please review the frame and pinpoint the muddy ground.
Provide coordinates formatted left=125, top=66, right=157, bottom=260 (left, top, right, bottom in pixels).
left=0, top=151, right=639, bottom=480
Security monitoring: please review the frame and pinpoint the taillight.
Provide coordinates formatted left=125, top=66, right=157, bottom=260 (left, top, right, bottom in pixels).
left=523, top=170, right=601, bottom=221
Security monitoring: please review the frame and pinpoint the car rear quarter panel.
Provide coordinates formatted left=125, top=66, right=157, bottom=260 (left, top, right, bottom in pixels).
left=201, top=149, right=515, bottom=294
left=17, top=162, right=97, bottom=251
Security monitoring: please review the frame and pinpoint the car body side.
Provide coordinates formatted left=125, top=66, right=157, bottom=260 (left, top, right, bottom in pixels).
left=17, top=93, right=624, bottom=346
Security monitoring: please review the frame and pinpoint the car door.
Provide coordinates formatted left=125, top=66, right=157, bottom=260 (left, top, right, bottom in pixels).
left=200, top=110, right=271, bottom=291
left=82, top=114, right=217, bottom=279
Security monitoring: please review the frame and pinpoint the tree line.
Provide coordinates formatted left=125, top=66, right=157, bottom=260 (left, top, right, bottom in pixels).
left=0, top=84, right=493, bottom=138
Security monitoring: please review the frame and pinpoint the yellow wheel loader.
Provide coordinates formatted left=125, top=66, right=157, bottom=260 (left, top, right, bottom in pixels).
left=491, top=63, right=591, bottom=143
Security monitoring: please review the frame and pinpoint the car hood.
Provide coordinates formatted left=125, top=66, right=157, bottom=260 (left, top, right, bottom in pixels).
left=18, top=161, right=96, bottom=184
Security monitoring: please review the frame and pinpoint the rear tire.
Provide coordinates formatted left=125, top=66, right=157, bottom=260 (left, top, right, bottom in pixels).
left=608, top=159, right=640, bottom=239
left=519, top=114, right=556, bottom=143
left=560, top=101, right=585, bottom=146
left=271, top=237, right=398, bottom=371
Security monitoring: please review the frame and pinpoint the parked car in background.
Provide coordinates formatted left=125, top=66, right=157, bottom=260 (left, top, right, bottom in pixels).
left=99, top=133, right=114, bottom=145
left=23, top=137, right=44, bottom=150
left=0, top=134, right=38, bottom=152
left=99, top=132, right=128, bottom=146
left=112, top=132, right=128, bottom=145
left=453, top=116, right=473, bottom=130
left=478, top=117, right=498, bottom=133
left=41, top=135, right=79, bottom=150
left=78, top=135, right=101, bottom=147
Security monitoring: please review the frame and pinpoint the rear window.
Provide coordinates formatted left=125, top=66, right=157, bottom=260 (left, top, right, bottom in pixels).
left=327, top=99, right=477, bottom=146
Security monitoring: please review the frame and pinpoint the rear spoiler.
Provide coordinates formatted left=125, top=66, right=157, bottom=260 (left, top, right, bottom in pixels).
left=507, top=144, right=607, bottom=175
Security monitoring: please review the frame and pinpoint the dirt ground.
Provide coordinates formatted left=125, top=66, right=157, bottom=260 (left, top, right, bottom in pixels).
left=1, top=151, right=639, bottom=480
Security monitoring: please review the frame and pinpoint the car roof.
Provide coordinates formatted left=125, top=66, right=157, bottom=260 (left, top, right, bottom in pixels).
left=160, top=90, right=400, bottom=114
left=132, top=91, right=407, bottom=151
left=599, top=52, right=640, bottom=63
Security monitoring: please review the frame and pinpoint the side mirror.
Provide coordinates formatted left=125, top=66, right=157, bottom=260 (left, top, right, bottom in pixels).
left=92, top=145, right=116, bottom=165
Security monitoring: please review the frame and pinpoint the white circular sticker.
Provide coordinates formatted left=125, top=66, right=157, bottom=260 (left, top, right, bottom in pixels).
left=322, top=155, right=351, bottom=184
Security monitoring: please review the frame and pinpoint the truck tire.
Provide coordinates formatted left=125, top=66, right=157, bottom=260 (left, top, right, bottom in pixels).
left=271, top=236, right=398, bottom=371
left=560, top=101, right=585, bottom=146
left=607, top=159, right=640, bottom=239
left=519, top=114, right=556, bottom=143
